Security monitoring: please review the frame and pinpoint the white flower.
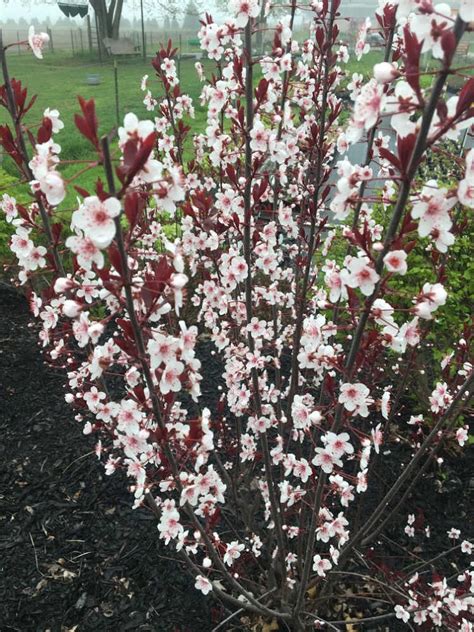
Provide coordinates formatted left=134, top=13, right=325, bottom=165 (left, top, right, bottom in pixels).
left=71, top=196, right=121, bottom=249
left=39, top=171, right=66, bottom=206
left=338, top=383, right=372, bottom=418
left=0, top=194, right=18, bottom=223
left=458, top=179, right=474, bottom=208
left=43, top=108, right=64, bottom=133
left=229, top=0, right=260, bottom=27
left=223, top=541, right=245, bottom=566
left=312, top=554, right=332, bottom=577
left=353, top=79, right=385, bottom=130
left=373, top=62, right=398, bottom=84
left=118, top=112, right=155, bottom=147
left=28, top=25, right=49, bottom=59
left=411, top=181, right=456, bottom=238
left=341, top=256, right=380, bottom=296
left=195, top=575, right=212, bottom=595
left=458, top=149, right=474, bottom=208
left=394, top=605, right=410, bottom=623
left=414, top=282, right=447, bottom=319
left=160, top=359, right=184, bottom=395
left=383, top=250, right=408, bottom=275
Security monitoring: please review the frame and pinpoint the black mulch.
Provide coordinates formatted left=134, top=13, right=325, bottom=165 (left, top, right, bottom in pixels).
left=0, top=286, right=217, bottom=632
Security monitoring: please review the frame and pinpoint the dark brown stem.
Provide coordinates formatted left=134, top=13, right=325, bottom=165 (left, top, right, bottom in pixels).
left=102, top=136, right=280, bottom=617
left=287, top=4, right=337, bottom=411
left=242, top=21, right=287, bottom=587
left=292, top=1, right=339, bottom=619
left=298, top=14, right=467, bottom=606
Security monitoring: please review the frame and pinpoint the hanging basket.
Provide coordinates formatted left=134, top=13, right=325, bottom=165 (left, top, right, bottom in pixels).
left=57, top=1, right=89, bottom=18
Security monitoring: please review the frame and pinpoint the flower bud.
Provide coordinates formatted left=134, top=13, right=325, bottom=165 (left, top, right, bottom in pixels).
left=170, top=272, right=188, bottom=290
left=63, top=300, right=82, bottom=318
left=373, top=62, right=399, bottom=84
left=54, top=277, right=74, bottom=293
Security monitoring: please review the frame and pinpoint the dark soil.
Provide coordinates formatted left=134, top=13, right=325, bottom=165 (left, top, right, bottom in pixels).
left=0, top=286, right=215, bottom=632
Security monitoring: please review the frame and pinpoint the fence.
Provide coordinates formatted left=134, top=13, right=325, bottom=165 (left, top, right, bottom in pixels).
left=1, top=25, right=205, bottom=58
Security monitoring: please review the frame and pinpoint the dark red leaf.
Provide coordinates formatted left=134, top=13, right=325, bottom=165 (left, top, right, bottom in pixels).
left=117, top=318, right=135, bottom=341
left=37, top=117, right=53, bottom=144
left=74, top=185, right=90, bottom=198
left=108, top=244, right=124, bottom=277
left=74, top=96, right=99, bottom=150
left=456, top=77, right=474, bottom=116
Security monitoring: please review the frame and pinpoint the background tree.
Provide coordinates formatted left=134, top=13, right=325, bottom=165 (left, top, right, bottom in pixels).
left=182, top=1, right=201, bottom=32
left=89, top=0, right=124, bottom=40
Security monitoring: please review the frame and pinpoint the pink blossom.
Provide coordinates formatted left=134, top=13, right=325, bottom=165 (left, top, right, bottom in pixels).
left=456, top=427, right=468, bottom=447
left=39, top=171, right=66, bottom=206
left=394, top=605, right=410, bottom=623
left=65, top=232, right=104, bottom=269
left=43, top=108, right=64, bottom=133
left=62, top=300, right=82, bottom=318
left=229, top=0, right=259, bottom=27
left=148, top=333, right=178, bottom=370
left=118, top=112, right=154, bottom=146
left=373, top=62, right=399, bottom=84
left=371, top=423, right=383, bottom=454
left=312, top=555, right=332, bottom=577
left=195, top=575, right=212, bottom=595
left=414, top=283, right=447, bottom=319
left=322, top=432, right=354, bottom=459
left=223, top=541, right=245, bottom=566
left=1, top=194, right=18, bottom=223
left=383, top=250, right=408, bottom=275
left=341, top=256, right=380, bottom=296
left=72, top=196, right=121, bottom=249
left=312, top=448, right=342, bottom=474
left=355, top=18, right=371, bottom=61
left=458, top=149, right=474, bottom=208
left=160, top=360, right=185, bottom=395
left=28, top=25, right=49, bottom=59
left=411, top=181, right=456, bottom=239
left=158, top=500, right=183, bottom=544
left=353, top=79, right=385, bottom=131
left=338, top=383, right=372, bottom=418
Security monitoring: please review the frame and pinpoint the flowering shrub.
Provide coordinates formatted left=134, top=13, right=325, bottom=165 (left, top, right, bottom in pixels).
left=1, top=2, right=473, bottom=629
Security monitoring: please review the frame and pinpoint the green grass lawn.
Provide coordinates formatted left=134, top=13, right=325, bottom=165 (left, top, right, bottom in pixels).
left=0, top=48, right=386, bottom=256
left=0, top=52, right=212, bottom=221
left=0, top=48, right=384, bottom=171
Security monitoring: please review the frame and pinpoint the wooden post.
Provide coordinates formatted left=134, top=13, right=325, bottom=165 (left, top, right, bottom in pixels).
left=140, top=0, right=146, bottom=60
left=70, top=30, right=75, bottom=56
left=94, top=11, right=103, bottom=63
left=178, top=33, right=182, bottom=81
left=47, top=27, right=54, bottom=53
left=87, top=15, right=93, bottom=53
left=114, top=60, right=120, bottom=128
left=17, top=31, right=21, bottom=55
left=79, top=28, right=84, bottom=54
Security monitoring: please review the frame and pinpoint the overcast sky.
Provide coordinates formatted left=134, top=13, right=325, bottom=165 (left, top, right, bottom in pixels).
left=0, top=0, right=386, bottom=23
left=0, top=0, right=197, bottom=22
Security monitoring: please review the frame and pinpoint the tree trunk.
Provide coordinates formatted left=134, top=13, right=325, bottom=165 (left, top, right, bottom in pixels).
left=90, top=0, right=124, bottom=42
left=111, top=0, right=123, bottom=39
